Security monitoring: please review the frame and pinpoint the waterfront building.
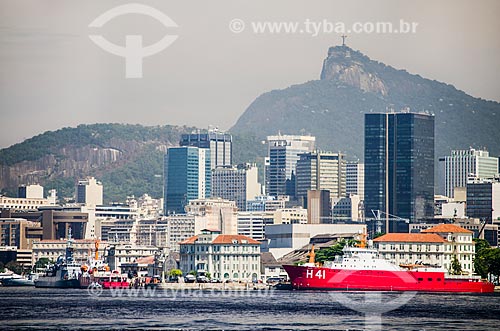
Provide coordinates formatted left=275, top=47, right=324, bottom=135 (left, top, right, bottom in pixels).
left=260, top=251, right=288, bottom=281
left=440, top=148, right=499, bottom=199
left=163, top=147, right=211, bottom=214
left=76, top=177, right=103, bottom=206
left=107, top=243, right=158, bottom=271
left=295, top=151, right=346, bottom=200
left=346, top=161, right=364, bottom=199
left=364, top=111, right=435, bottom=228
left=237, top=211, right=275, bottom=240
left=374, top=224, right=475, bottom=274
left=266, top=134, right=315, bottom=197
left=211, top=163, right=261, bottom=211
left=180, top=129, right=232, bottom=170
left=466, top=179, right=500, bottom=222
left=179, top=230, right=261, bottom=281
left=32, top=239, right=107, bottom=265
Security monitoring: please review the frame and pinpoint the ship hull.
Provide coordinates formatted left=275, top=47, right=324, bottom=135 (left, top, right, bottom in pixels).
left=34, top=278, right=81, bottom=289
left=1, top=278, right=35, bottom=287
left=283, top=265, right=494, bottom=293
left=79, top=275, right=130, bottom=289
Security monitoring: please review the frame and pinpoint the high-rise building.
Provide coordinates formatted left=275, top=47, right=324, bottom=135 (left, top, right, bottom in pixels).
left=307, top=190, right=330, bottom=224
left=76, top=177, right=103, bottom=206
left=440, top=148, right=499, bottom=199
left=180, top=129, right=232, bottom=170
left=466, top=179, right=500, bottom=222
left=163, top=147, right=211, bottom=214
left=18, top=184, right=44, bottom=199
left=211, top=164, right=261, bottom=211
left=295, top=151, right=346, bottom=201
left=364, top=111, right=435, bottom=229
left=237, top=211, right=275, bottom=240
left=346, top=161, right=364, bottom=200
left=266, top=134, right=315, bottom=197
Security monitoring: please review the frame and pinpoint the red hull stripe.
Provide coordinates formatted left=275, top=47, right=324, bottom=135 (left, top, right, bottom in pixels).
left=283, top=265, right=494, bottom=293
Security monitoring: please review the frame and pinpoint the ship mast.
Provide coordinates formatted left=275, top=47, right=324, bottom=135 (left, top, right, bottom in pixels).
left=95, top=239, right=100, bottom=260
left=308, top=245, right=316, bottom=264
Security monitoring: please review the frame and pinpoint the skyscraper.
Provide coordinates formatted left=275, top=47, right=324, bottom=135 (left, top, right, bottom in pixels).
left=180, top=129, right=232, bottom=170
left=163, top=147, right=211, bottom=214
left=364, top=111, right=435, bottom=229
left=295, top=151, right=346, bottom=200
left=211, top=164, right=261, bottom=211
left=466, top=179, right=500, bottom=222
left=346, top=161, right=364, bottom=200
left=440, top=148, right=499, bottom=199
left=266, top=134, right=315, bottom=197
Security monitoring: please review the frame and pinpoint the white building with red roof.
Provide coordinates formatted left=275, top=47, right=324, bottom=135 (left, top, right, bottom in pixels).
left=373, top=224, right=475, bottom=274
left=179, top=230, right=261, bottom=281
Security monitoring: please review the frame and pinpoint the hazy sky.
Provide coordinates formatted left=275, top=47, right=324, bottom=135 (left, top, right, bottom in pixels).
left=1, top=0, right=499, bottom=148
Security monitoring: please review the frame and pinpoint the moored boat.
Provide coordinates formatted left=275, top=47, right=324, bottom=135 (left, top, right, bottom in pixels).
left=1, top=273, right=40, bottom=287
left=284, top=241, right=494, bottom=293
left=79, top=240, right=130, bottom=289
left=34, top=230, right=82, bottom=289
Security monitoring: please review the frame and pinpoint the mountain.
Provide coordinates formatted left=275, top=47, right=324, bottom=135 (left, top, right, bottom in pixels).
left=0, top=124, right=197, bottom=202
left=231, top=45, right=500, bottom=161
left=0, top=124, right=265, bottom=202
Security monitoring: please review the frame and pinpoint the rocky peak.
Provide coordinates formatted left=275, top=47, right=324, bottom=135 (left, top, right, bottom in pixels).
left=320, top=45, right=388, bottom=96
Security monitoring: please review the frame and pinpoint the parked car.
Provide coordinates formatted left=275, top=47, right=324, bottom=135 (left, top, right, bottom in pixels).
left=266, top=277, right=285, bottom=284
left=184, top=274, right=196, bottom=283
left=196, top=275, right=208, bottom=283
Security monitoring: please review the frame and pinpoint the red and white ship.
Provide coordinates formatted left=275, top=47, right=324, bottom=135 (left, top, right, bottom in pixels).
left=79, top=240, right=130, bottom=289
left=283, top=242, right=494, bottom=293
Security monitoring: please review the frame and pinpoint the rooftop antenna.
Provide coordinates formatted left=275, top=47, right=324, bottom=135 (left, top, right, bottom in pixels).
left=341, top=35, right=347, bottom=46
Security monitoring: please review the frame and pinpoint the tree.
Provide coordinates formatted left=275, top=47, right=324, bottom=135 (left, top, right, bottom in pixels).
left=5, top=261, right=23, bottom=275
left=487, top=248, right=500, bottom=282
left=473, top=239, right=491, bottom=278
left=313, top=239, right=360, bottom=264
left=450, top=255, right=463, bottom=275
left=168, top=269, right=182, bottom=277
left=205, top=272, right=211, bottom=279
left=34, top=258, right=51, bottom=271
left=189, top=270, right=197, bottom=276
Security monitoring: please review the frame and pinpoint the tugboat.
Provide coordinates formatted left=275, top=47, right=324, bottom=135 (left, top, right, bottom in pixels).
left=34, top=229, right=81, bottom=289
left=283, top=233, right=495, bottom=293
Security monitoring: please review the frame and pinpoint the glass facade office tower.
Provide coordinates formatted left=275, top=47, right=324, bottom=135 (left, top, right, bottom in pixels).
left=266, top=135, right=315, bottom=198
left=295, top=151, right=346, bottom=200
left=180, top=130, right=232, bottom=170
left=364, top=112, right=435, bottom=229
left=163, top=147, right=211, bottom=214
